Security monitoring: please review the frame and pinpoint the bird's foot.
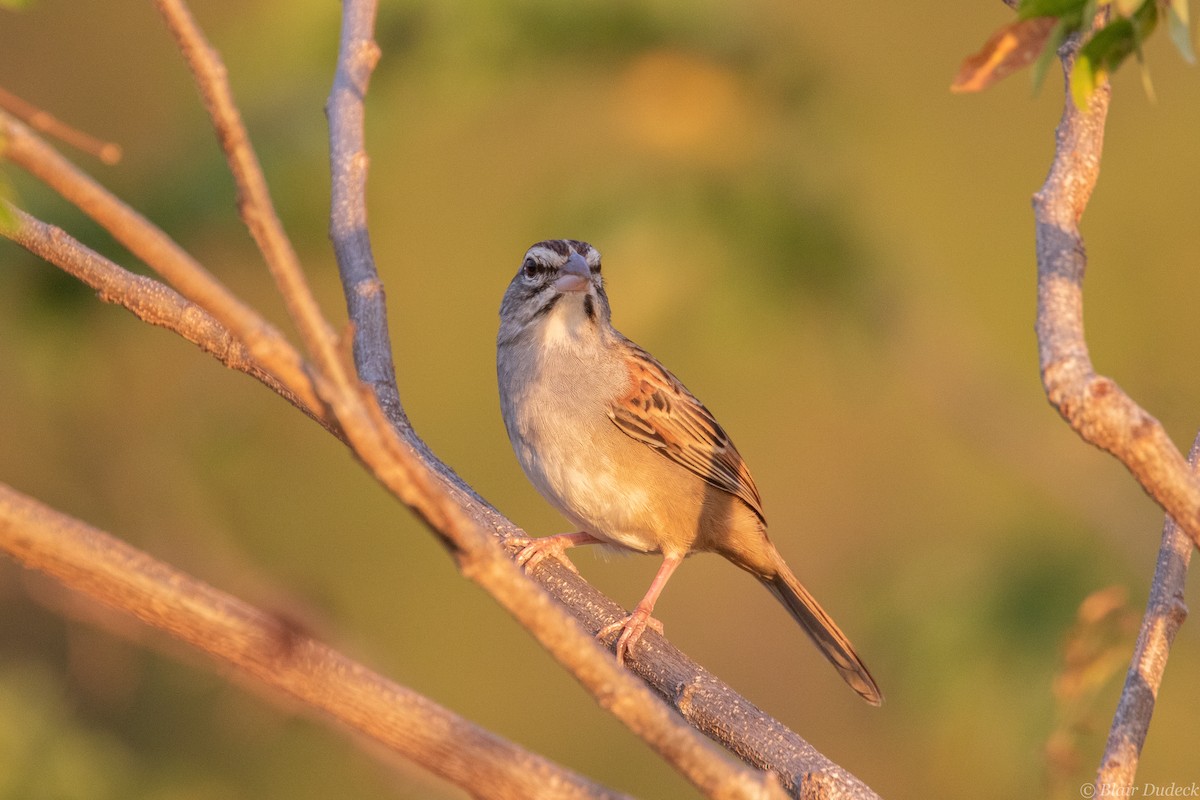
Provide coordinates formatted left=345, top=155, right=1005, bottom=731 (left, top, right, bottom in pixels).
left=507, top=532, right=593, bottom=574
left=597, top=606, right=664, bottom=665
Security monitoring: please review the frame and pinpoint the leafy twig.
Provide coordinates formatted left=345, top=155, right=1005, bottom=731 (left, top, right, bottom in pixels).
left=1033, top=18, right=1196, bottom=795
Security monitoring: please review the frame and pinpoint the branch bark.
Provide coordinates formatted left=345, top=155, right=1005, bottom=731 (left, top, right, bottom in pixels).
left=1033, top=19, right=1196, bottom=795
left=0, top=109, right=326, bottom=420
left=0, top=114, right=875, bottom=799
left=1034, top=24, right=1200, bottom=552
left=1095, top=434, right=1195, bottom=792
left=0, top=3, right=885, bottom=798
left=0, top=482, right=628, bottom=800
left=321, top=2, right=879, bottom=798
left=1, top=204, right=337, bottom=435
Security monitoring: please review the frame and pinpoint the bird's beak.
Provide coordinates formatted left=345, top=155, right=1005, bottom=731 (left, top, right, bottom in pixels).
left=554, top=252, right=591, bottom=293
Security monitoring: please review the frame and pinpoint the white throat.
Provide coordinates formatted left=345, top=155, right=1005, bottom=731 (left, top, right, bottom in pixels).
left=538, top=296, right=591, bottom=351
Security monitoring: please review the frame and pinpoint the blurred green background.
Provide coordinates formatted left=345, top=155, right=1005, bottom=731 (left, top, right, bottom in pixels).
left=3, top=1, right=1200, bottom=798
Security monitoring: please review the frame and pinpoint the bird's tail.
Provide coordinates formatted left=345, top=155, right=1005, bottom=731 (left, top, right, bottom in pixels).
left=761, top=562, right=883, bottom=706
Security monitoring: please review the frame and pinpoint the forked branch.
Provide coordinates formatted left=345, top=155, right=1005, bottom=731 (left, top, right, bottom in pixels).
left=0, top=1, right=886, bottom=797
left=1032, top=21, right=1196, bottom=795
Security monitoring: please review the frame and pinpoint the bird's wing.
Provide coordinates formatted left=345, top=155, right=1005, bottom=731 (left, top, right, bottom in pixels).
left=607, top=337, right=765, bottom=522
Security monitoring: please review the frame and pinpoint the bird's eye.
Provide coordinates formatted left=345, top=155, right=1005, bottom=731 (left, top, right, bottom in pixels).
left=522, top=258, right=546, bottom=281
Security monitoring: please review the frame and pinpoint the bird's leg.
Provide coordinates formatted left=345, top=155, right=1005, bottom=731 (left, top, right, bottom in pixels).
left=598, top=552, right=684, bottom=665
left=507, top=531, right=602, bottom=574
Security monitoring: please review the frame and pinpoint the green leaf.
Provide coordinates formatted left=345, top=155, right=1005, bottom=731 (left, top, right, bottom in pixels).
left=1130, top=0, right=1160, bottom=42
left=1018, top=0, right=1089, bottom=21
left=1167, top=0, right=1196, bottom=63
left=1070, top=48, right=1104, bottom=108
left=1069, top=2, right=1159, bottom=107
left=1031, top=18, right=1071, bottom=92
left=0, top=0, right=35, bottom=9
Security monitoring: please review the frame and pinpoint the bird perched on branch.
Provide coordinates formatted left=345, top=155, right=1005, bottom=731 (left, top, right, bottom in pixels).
left=497, top=238, right=881, bottom=705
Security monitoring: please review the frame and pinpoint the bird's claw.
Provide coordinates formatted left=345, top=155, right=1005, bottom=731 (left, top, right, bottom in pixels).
left=507, top=535, right=580, bottom=575
left=598, top=607, right=663, bottom=665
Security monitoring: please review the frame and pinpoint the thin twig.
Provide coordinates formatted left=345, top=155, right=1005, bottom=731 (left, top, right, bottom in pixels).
left=0, top=482, right=629, bottom=800
left=0, top=110, right=325, bottom=418
left=154, top=0, right=353, bottom=397
left=1033, top=26, right=1200, bottom=550
left=0, top=204, right=338, bottom=436
left=320, top=2, right=881, bottom=797
left=0, top=93, right=846, bottom=800
left=2, top=6, right=882, bottom=797
left=1095, top=433, right=1195, bottom=792
left=0, top=85, right=122, bottom=164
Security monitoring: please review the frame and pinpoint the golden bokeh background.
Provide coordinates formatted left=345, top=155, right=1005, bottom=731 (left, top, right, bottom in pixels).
left=2, top=2, right=1200, bottom=798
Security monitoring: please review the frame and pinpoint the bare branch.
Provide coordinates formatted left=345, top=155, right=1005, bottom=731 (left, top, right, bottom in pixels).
left=319, top=3, right=879, bottom=798
left=325, top=0, right=404, bottom=425
left=0, top=482, right=629, bottom=800
left=1033, top=28, right=1200, bottom=550
left=0, top=204, right=338, bottom=435
left=0, top=85, right=122, bottom=164
left=3, top=5, right=883, bottom=797
left=154, top=0, right=354, bottom=397
left=0, top=109, right=324, bottom=417
left=1033, top=20, right=1197, bottom=797
left=1096, top=434, right=1195, bottom=791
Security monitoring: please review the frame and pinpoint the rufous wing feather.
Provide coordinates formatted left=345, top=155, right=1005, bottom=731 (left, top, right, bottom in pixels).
left=606, top=336, right=765, bottom=522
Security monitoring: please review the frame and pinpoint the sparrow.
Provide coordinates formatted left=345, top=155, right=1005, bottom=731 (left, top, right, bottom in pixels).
left=497, top=239, right=881, bottom=705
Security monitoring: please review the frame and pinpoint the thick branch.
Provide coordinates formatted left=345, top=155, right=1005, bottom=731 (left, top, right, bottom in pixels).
left=123, top=6, right=800, bottom=797
left=1095, top=433, right=1195, bottom=791
left=319, top=3, right=880, bottom=798
left=0, top=482, right=627, bottom=800
left=3, top=5, right=882, bottom=797
left=324, top=0, right=404, bottom=425
left=1033, top=33, right=1200, bottom=550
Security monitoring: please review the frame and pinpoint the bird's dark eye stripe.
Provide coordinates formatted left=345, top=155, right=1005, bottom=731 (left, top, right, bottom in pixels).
left=523, top=258, right=552, bottom=275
